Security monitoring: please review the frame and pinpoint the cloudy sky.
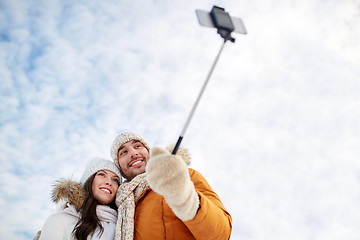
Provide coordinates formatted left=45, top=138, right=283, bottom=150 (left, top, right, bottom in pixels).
left=1, top=0, right=360, bottom=239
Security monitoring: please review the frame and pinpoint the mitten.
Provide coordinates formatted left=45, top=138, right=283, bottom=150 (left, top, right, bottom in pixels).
left=146, top=147, right=200, bottom=221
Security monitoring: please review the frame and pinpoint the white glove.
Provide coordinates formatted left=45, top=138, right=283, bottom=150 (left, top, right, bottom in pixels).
left=146, top=147, right=200, bottom=221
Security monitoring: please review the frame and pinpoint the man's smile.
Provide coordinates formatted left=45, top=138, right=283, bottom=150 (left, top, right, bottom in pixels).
left=130, top=158, right=144, bottom=167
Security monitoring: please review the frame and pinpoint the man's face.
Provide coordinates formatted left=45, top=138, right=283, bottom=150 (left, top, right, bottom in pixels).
left=117, top=140, right=149, bottom=180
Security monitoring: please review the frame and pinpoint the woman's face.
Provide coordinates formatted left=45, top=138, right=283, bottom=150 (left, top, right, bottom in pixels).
left=92, top=170, right=120, bottom=205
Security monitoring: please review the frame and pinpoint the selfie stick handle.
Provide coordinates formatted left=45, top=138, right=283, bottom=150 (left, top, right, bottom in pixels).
left=172, top=40, right=227, bottom=154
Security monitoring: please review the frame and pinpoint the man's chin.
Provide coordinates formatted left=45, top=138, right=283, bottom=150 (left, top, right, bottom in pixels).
left=135, top=167, right=146, bottom=175
left=127, top=168, right=146, bottom=180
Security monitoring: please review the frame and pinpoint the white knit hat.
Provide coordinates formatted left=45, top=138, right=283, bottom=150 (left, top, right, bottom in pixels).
left=80, top=157, right=122, bottom=186
left=110, top=132, right=150, bottom=168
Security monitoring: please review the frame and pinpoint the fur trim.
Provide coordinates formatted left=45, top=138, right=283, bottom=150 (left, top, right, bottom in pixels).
left=52, top=179, right=87, bottom=212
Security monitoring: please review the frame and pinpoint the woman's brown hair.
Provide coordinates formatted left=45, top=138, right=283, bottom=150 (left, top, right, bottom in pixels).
left=72, top=173, right=118, bottom=240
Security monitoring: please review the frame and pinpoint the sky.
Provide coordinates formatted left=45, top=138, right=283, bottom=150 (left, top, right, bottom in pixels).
left=0, top=0, right=360, bottom=239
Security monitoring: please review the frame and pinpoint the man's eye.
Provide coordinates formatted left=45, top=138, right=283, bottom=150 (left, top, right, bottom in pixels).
left=120, top=150, right=127, bottom=155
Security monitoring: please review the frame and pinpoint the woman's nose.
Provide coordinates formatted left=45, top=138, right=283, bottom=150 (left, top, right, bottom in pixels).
left=105, top=177, right=112, bottom=185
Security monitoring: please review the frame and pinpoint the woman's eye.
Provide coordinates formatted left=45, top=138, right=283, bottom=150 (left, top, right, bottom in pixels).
left=97, top=173, right=105, bottom=177
left=113, top=179, right=120, bottom=185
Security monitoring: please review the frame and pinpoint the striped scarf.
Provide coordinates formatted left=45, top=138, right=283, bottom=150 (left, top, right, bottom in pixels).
left=115, top=173, right=149, bottom=240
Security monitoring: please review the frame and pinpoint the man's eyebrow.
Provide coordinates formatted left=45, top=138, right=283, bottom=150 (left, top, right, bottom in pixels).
left=118, top=140, right=141, bottom=152
left=118, top=145, right=124, bottom=152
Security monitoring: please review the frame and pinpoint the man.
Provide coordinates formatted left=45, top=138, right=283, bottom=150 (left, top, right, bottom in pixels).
left=111, top=132, right=232, bottom=240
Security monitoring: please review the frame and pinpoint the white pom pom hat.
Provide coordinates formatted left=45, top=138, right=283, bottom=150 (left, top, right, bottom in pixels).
left=80, top=157, right=122, bottom=186
left=110, top=132, right=150, bottom=168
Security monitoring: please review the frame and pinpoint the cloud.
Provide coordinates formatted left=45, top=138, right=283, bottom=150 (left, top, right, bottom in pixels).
left=1, top=0, right=360, bottom=239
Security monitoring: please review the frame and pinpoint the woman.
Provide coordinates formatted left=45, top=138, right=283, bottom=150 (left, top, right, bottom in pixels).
left=38, top=157, right=122, bottom=240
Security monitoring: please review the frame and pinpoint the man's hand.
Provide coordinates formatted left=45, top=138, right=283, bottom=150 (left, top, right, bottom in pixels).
left=146, top=147, right=200, bottom=221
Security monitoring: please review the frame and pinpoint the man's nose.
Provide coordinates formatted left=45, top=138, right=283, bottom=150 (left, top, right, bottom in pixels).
left=129, top=148, right=138, bottom=158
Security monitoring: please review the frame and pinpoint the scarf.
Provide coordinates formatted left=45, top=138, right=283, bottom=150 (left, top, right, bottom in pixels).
left=63, top=203, right=118, bottom=240
left=115, top=173, right=149, bottom=240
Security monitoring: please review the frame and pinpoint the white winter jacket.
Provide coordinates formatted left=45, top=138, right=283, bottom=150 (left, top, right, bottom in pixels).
left=39, top=204, right=82, bottom=240
left=37, top=180, right=118, bottom=240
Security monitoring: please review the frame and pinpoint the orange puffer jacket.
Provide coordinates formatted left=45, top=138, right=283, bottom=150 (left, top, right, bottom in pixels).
left=133, top=168, right=232, bottom=240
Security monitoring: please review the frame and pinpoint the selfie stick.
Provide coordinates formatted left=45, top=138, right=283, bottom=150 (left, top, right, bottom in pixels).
left=172, top=6, right=247, bottom=154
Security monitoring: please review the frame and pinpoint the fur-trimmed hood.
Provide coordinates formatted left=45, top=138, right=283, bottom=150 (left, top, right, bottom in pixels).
left=33, top=180, right=87, bottom=240
left=52, top=179, right=87, bottom=212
